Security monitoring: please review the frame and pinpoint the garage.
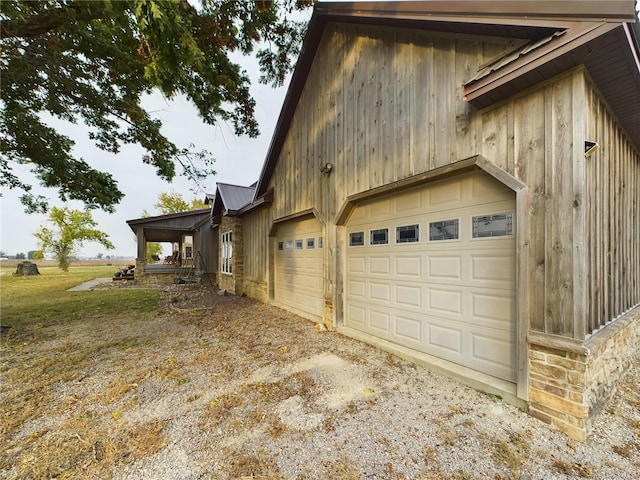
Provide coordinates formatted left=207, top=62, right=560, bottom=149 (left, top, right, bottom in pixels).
left=274, top=216, right=324, bottom=320
left=345, top=171, right=517, bottom=381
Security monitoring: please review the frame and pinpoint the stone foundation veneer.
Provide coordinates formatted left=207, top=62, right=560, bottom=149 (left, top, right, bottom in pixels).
left=528, top=306, right=640, bottom=441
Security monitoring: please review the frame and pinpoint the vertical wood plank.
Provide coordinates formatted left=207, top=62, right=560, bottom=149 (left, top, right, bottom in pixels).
left=482, top=105, right=510, bottom=170
left=545, top=77, right=575, bottom=337
left=396, top=31, right=412, bottom=179
left=433, top=36, right=453, bottom=168
left=380, top=29, right=395, bottom=185
left=571, top=70, right=587, bottom=339
left=513, top=91, right=546, bottom=332
left=454, top=38, right=479, bottom=160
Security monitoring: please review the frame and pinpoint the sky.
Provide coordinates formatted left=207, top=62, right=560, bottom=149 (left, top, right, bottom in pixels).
left=0, top=51, right=294, bottom=259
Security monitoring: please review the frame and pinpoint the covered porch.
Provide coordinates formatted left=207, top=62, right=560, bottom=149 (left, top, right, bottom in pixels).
left=126, top=209, right=217, bottom=285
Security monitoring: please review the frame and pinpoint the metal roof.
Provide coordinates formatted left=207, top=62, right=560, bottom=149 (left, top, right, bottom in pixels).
left=126, top=209, right=211, bottom=242
left=215, top=183, right=256, bottom=214
left=253, top=1, right=640, bottom=200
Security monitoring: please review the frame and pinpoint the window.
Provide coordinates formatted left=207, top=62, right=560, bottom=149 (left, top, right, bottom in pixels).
left=306, top=238, right=315, bottom=249
left=278, top=241, right=284, bottom=251
left=472, top=213, right=513, bottom=238
left=370, top=228, right=389, bottom=245
left=429, top=219, right=459, bottom=241
left=295, top=239, right=303, bottom=250
left=318, top=237, right=323, bottom=248
left=221, top=231, right=233, bottom=274
left=185, top=246, right=193, bottom=258
left=396, top=224, right=419, bottom=243
left=349, top=231, right=364, bottom=247
left=285, top=240, right=293, bottom=250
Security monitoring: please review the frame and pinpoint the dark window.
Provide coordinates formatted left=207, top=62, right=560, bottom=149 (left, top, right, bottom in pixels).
left=318, top=237, right=323, bottom=248
left=295, top=239, right=303, bottom=250
left=472, top=213, right=513, bottom=238
left=306, top=238, right=315, bottom=249
left=349, top=231, right=364, bottom=247
left=429, top=219, right=459, bottom=241
left=396, top=224, right=419, bottom=243
left=370, top=228, right=389, bottom=245
left=278, top=242, right=284, bottom=251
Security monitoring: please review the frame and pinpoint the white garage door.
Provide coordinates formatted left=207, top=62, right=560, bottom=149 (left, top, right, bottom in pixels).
left=346, top=171, right=517, bottom=381
left=275, top=217, right=324, bottom=320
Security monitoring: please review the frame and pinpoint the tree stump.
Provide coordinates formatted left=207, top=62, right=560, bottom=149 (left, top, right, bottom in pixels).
left=13, top=261, right=41, bottom=276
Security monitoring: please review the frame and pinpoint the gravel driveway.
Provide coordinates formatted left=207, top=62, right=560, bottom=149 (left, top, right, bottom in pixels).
left=2, top=284, right=639, bottom=479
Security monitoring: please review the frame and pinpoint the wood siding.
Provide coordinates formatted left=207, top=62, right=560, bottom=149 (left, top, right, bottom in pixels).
left=586, top=79, right=640, bottom=334
left=242, top=22, right=639, bottom=341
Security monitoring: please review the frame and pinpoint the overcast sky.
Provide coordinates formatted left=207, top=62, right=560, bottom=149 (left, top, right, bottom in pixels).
left=0, top=51, right=293, bottom=258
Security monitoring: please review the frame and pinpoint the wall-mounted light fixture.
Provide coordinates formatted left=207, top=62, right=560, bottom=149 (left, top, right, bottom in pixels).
left=584, top=140, right=600, bottom=158
left=319, top=163, right=333, bottom=174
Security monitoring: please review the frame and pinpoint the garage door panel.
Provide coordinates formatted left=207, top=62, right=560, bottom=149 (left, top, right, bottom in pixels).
left=370, top=282, right=391, bottom=302
left=427, top=287, right=463, bottom=317
left=369, top=309, right=391, bottom=333
left=395, top=256, right=422, bottom=277
left=395, top=315, right=422, bottom=343
left=369, top=256, right=391, bottom=274
left=370, top=199, right=391, bottom=217
left=348, top=279, right=366, bottom=298
left=427, top=322, right=463, bottom=354
left=275, top=218, right=323, bottom=319
left=470, top=253, right=515, bottom=284
left=395, top=284, right=422, bottom=308
left=470, top=333, right=516, bottom=381
left=470, top=291, right=514, bottom=327
left=396, top=190, right=422, bottom=214
left=348, top=304, right=366, bottom=326
left=428, top=181, right=463, bottom=208
left=428, top=256, right=462, bottom=280
left=345, top=171, right=516, bottom=382
left=348, top=256, right=366, bottom=274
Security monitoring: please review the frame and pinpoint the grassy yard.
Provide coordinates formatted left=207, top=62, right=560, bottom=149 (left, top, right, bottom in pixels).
left=1, top=266, right=159, bottom=331
left=1, top=266, right=162, bottom=479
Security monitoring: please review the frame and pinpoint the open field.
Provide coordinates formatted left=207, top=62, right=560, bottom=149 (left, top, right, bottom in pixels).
left=1, top=268, right=639, bottom=479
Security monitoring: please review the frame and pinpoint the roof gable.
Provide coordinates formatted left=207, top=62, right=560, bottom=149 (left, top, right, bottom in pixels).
left=212, top=182, right=256, bottom=216
left=253, top=1, right=640, bottom=199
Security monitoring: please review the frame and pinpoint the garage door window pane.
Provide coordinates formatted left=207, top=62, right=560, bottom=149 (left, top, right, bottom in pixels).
left=306, top=238, right=315, bottom=249
left=429, top=219, right=459, bottom=241
left=318, top=237, right=323, bottom=248
left=472, top=213, right=513, bottom=238
left=370, top=228, right=389, bottom=245
left=349, top=232, right=364, bottom=247
left=396, top=224, right=419, bottom=243
left=278, top=241, right=284, bottom=251
left=295, top=239, right=303, bottom=249
left=285, top=240, right=293, bottom=250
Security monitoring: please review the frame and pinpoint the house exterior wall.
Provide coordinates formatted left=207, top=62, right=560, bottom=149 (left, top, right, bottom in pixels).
left=242, top=208, right=270, bottom=302
left=218, top=216, right=244, bottom=295
left=239, top=22, right=640, bottom=440
left=585, top=77, right=640, bottom=331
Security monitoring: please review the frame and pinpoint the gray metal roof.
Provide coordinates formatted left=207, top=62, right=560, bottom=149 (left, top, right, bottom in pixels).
left=216, top=183, right=256, bottom=213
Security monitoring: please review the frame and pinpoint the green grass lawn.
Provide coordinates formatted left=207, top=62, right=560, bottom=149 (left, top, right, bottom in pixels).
left=0, top=265, right=160, bottom=333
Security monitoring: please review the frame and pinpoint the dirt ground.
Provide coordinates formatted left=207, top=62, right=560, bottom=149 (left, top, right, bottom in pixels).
left=1, top=283, right=639, bottom=479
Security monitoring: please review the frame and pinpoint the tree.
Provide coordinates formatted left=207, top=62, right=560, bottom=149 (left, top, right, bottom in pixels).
left=154, top=190, right=207, bottom=215
left=1, top=0, right=310, bottom=213
left=27, top=250, right=38, bottom=259
left=34, top=206, right=114, bottom=271
left=15, top=252, right=26, bottom=259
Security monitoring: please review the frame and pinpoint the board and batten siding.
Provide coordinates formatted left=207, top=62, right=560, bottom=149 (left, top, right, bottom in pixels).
left=586, top=79, right=640, bottom=334
left=243, top=23, right=637, bottom=341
